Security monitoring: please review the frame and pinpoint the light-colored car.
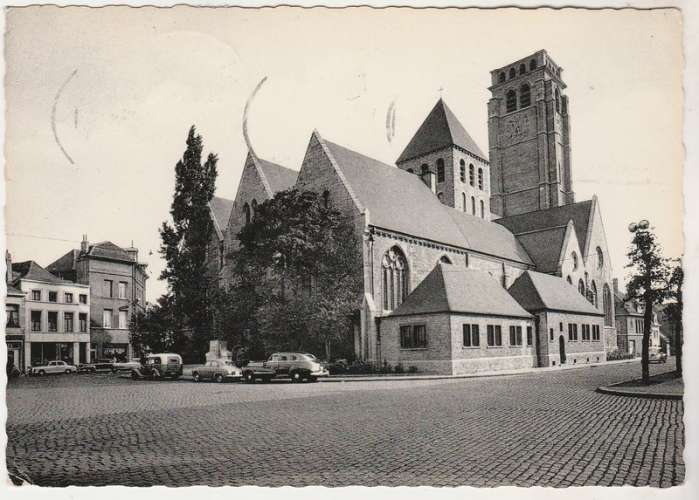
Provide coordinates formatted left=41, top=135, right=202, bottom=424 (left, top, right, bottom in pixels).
left=192, top=360, right=243, bottom=383
left=30, top=360, right=77, bottom=376
left=131, top=353, right=183, bottom=380
left=649, top=348, right=668, bottom=364
left=113, top=358, right=142, bottom=372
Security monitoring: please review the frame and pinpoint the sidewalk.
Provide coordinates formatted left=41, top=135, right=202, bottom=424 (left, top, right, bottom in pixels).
left=596, top=370, right=683, bottom=400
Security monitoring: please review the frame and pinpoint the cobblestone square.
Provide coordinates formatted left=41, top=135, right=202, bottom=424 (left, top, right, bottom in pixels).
left=5, top=360, right=684, bottom=487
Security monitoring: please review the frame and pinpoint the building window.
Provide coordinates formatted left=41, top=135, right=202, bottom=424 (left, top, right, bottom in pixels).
left=591, top=281, right=598, bottom=308
left=572, top=251, right=578, bottom=270
left=48, top=312, right=58, bottom=332
left=118, top=310, right=127, bottom=329
left=440, top=255, right=452, bottom=264
left=519, top=63, right=526, bottom=75
left=560, top=322, right=563, bottom=331
left=420, top=164, right=429, bottom=176
left=520, top=84, right=531, bottom=108
left=31, top=311, right=42, bottom=331
left=49, top=291, right=58, bottom=303
left=487, top=325, right=502, bottom=346
left=469, top=164, right=475, bottom=186
left=506, top=90, right=517, bottom=112
left=382, top=247, right=409, bottom=311
left=530, top=59, right=537, bottom=71
left=459, top=159, right=466, bottom=182
left=64, top=292, right=73, bottom=303
left=578, top=279, right=585, bottom=296
left=480, top=200, right=485, bottom=219
left=64, top=312, right=74, bottom=333
left=437, top=192, right=444, bottom=202
left=251, top=199, right=258, bottom=220
left=509, top=67, right=516, bottom=79
left=6, top=304, right=20, bottom=328
left=526, top=326, right=533, bottom=346
left=79, top=313, right=88, bottom=333
left=555, top=89, right=561, bottom=113
left=597, top=247, right=604, bottom=269
left=592, top=325, right=600, bottom=341
left=478, top=168, right=484, bottom=190
left=436, top=159, right=445, bottom=183
left=103, top=279, right=113, bottom=298
left=322, top=190, right=330, bottom=208
left=118, top=282, right=127, bottom=299
left=561, top=96, right=568, bottom=114
left=471, top=196, right=476, bottom=215
left=400, top=324, right=427, bottom=349
left=581, top=324, right=590, bottom=341
left=498, top=72, right=505, bottom=83
left=568, top=323, right=578, bottom=341
left=549, top=328, right=554, bottom=342
left=566, top=275, right=573, bottom=285
left=463, top=324, right=480, bottom=347
left=103, top=309, right=113, bottom=328
left=31, top=290, right=41, bottom=301
left=243, top=203, right=251, bottom=224
left=79, top=294, right=88, bottom=304
left=462, top=193, right=467, bottom=212
left=509, top=325, right=523, bottom=346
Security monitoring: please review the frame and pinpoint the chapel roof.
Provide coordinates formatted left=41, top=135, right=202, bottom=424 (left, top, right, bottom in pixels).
left=508, top=270, right=603, bottom=316
left=396, top=99, right=487, bottom=164
left=256, top=157, right=298, bottom=194
left=12, top=261, right=71, bottom=285
left=389, top=263, right=532, bottom=319
left=513, top=225, right=569, bottom=274
left=320, top=135, right=533, bottom=265
left=209, top=196, right=235, bottom=240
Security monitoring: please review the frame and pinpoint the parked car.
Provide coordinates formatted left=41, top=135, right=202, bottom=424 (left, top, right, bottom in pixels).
left=77, top=358, right=115, bottom=374
left=29, top=360, right=77, bottom=376
left=649, top=347, right=668, bottom=364
left=131, top=353, right=183, bottom=380
left=192, top=359, right=243, bottom=383
left=112, top=358, right=142, bottom=372
left=241, top=352, right=329, bottom=383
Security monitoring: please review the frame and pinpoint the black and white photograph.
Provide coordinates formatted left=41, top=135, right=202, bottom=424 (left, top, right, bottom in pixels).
left=1, top=1, right=695, bottom=495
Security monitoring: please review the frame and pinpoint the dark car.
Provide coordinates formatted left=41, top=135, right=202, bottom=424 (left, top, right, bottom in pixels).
left=242, top=352, right=329, bottom=383
left=131, top=353, right=183, bottom=380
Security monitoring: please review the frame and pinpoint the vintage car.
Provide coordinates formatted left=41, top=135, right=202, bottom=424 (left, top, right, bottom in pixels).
left=191, top=359, right=243, bottom=383
left=112, top=358, right=142, bottom=372
left=29, top=360, right=78, bottom=376
left=241, top=352, right=329, bottom=383
left=131, top=353, right=183, bottom=380
left=649, top=347, right=668, bottom=364
left=77, top=359, right=115, bottom=373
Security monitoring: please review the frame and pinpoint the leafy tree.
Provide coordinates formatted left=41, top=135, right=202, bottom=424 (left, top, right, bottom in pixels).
left=665, top=261, right=683, bottom=378
left=159, top=126, right=218, bottom=362
left=625, top=223, right=672, bottom=384
left=129, top=295, right=183, bottom=356
left=230, top=189, right=362, bottom=359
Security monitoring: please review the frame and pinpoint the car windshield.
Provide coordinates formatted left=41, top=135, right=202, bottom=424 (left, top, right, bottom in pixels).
left=221, top=360, right=236, bottom=366
left=302, top=354, right=317, bottom=360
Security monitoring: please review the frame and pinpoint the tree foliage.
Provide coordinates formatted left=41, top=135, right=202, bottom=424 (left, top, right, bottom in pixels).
left=159, top=126, right=218, bottom=361
left=665, top=261, right=683, bottom=378
left=229, top=189, right=362, bottom=359
left=129, top=295, right=184, bottom=356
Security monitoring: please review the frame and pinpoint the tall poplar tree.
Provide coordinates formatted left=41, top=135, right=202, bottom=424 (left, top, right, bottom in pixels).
left=160, top=126, right=218, bottom=361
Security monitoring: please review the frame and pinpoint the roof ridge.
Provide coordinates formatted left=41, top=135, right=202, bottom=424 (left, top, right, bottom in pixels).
left=513, top=224, right=569, bottom=236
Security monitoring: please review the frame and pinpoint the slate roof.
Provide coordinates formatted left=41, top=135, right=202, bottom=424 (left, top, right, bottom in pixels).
left=12, top=261, right=71, bottom=285
left=389, top=263, right=532, bottom=319
left=209, top=196, right=235, bottom=239
left=47, top=249, right=80, bottom=275
left=321, top=136, right=533, bottom=265
left=257, top=158, right=298, bottom=194
left=513, top=225, right=568, bottom=273
left=87, top=241, right=135, bottom=262
left=495, top=199, right=595, bottom=254
left=396, top=99, right=487, bottom=164
left=508, top=271, right=603, bottom=316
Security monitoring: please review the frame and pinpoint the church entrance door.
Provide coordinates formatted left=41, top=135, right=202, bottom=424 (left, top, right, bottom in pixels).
left=559, top=335, right=566, bottom=364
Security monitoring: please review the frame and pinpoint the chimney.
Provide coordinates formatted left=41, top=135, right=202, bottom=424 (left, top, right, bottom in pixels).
left=5, top=250, right=12, bottom=284
left=125, top=241, right=138, bottom=262
left=612, top=278, right=619, bottom=296
left=420, top=171, right=436, bottom=193
left=81, top=234, right=89, bottom=253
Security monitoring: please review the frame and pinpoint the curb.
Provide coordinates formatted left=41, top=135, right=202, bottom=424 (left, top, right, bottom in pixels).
left=596, top=379, right=683, bottom=401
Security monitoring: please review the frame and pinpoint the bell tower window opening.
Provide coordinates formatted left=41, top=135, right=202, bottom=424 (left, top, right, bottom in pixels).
left=459, top=159, right=466, bottom=183
left=436, top=159, right=445, bottom=183
left=498, top=72, right=506, bottom=83
left=520, top=84, right=531, bottom=108
left=509, top=67, right=516, bottom=79
left=529, top=59, right=537, bottom=71
left=555, top=89, right=561, bottom=114
left=478, top=168, right=484, bottom=190
left=506, top=90, right=517, bottom=113
left=519, top=63, right=526, bottom=75
left=382, top=247, right=409, bottom=311
left=469, top=164, right=475, bottom=186
left=596, top=247, right=604, bottom=269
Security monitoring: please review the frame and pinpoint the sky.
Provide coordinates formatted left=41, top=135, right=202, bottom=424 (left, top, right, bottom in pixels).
left=3, top=6, right=683, bottom=302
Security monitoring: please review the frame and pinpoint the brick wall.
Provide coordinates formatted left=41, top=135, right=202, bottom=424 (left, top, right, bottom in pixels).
left=379, top=313, right=452, bottom=374
left=539, top=311, right=606, bottom=367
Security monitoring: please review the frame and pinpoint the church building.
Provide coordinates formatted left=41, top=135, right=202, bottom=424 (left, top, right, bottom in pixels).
left=206, top=50, right=618, bottom=374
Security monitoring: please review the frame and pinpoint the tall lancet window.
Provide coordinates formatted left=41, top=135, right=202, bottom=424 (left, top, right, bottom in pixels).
left=243, top=203, right=251, bottom=225
left=382, top=247, right=409, bottom=311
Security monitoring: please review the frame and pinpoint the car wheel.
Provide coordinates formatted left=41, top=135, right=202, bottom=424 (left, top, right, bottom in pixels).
left=263, top=376, right=272, bottom=383
left=192, top=372, right=201, bottom=383
left=131, top=371, right=138, bottom=380
left=38, top=370, right=46, bottom=376
left=65, top=369, right=72, bottom=374
left=245, top=371, right=255, bottom=384
left=308, top=376, right=318, bottom=383
left=215, top=373, right=224, bottom=383
left=291, top=371, right=302, bottom=383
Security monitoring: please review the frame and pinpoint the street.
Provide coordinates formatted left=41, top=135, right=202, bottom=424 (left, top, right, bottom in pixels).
left=6, top=360, right=684, bottom=487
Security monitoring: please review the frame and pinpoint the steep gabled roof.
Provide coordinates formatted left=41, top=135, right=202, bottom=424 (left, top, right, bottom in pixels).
left=495, top=199, right=595, bottom=256
left=209, top=196, right=235, bottom=241
left=47, top=249, right=80, bottom=275
left=87, top=241, right=135, bottom=262
left=390, top=263, right=532, bottom=318
left=320, top=135, right=532, bottom=265
left=513, top=225, right=569, bottom=274
left=256, top=157, right=298, bottom=194
left=396, top=99, right=486, bottom=164
left=12, top=261, right=71, bottom=285
left=508, top=271, right=603, bottom=316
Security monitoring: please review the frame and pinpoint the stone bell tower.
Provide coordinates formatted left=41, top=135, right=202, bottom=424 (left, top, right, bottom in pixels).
left=488, top=50, right=574, bottom=217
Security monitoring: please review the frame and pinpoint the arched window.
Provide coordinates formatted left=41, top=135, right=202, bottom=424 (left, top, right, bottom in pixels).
left=596, top=246, right=604, bottom=269
left=436, top=158, right=445, bottom=183
left=578, top=279, right=585, bottom=296
left=480, top=200, right=485, bottom=219
left=506, top=90, right=517, bottom=113
left=437, top=192, right=444, bottom=202
left=529, top=59, right=537, bottom=71
left=591, top=281, right=598, bottom=308
left=571, top=251, right=579, bottom=271
left=520, top=84, right=531, bottom=108
left=243, top=203, right=251, bottom=225
left=509, top=67, right=516, bottom=79
left=566, top=275, right=573, bottom=285
left=459, top=159, right=466, bottom=183
left=478, top=168, right=484, bottom=190
left=440, top=255, right=452, bottom=264
left=469, top=164, right=475, bottom=186
left=519, top=63, right=526, bottom=75
left=498, top=72, right=506, bottom=83
left=555, top=89, right=561, bottom=113
left=322, top=190, right=330, bottom=208
left=461, top=192, right=467, bottom=212
left=382, top=247, right=408, bottom=311
left=421, top=164, right=429, bottom=175
left=561, top=95, right=568, bottom=114
left=471, top=196, right=476, bottom=215
left=251, top=199, right=258, bottom=220
left=407, top=168, right=414, bottom=174
left=603, top=284, right=613, bottom=326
